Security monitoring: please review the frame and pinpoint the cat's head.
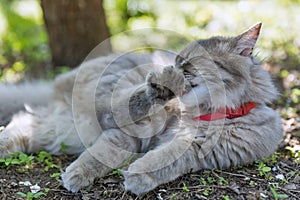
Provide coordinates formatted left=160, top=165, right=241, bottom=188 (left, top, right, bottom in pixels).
left=176, top=23, right=278, bottom=110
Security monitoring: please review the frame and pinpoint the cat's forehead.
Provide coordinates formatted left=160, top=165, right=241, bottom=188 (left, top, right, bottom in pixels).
left=197, top=36, right=234, bottom=49
left=178, top=37, right=235, bottom=60
left=178, top=41, right=206, bottom=59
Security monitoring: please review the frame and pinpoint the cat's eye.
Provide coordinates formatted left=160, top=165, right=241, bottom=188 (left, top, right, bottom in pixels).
left=180, top=60, right=188, bottom=67
left=214, top=60, right=229, bottom=73
left=175, top=56, right=188, bottom=68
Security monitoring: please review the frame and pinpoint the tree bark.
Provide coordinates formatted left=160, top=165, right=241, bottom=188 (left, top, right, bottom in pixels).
left=41, top=0, right=112, bottom=68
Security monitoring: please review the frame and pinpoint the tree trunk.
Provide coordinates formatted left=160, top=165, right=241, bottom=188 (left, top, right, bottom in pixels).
left=41, top=0, right=112, bottom=68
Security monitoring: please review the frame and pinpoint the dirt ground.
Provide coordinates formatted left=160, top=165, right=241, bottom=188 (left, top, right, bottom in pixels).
left=0, top=117, right=299, bottom=200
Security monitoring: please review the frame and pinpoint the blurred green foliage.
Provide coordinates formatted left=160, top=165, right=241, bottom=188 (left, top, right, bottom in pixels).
left=103, top=0, right=300, bottom=115
left=0, top=0, right=299, bottom=115
left=104, top=0, right=300, bottom=65
left=0, top=0, right=50, bottom=81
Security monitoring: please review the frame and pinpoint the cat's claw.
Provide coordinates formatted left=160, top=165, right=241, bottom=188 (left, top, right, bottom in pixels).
left=123, top=170, right=158, bottom=195
left=146, top=66, right=184, bottom=98
left=61, top=163, right=94, bottom=193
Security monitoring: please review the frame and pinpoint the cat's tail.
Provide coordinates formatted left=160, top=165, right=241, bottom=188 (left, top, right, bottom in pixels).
left=0, top=81, right=54, bottom=126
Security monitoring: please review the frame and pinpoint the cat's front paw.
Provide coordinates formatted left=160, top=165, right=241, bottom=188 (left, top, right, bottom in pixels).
left=161, top=66, right=185, bottom=95
left=122, top=171, right=158, bottom=195
left=146, top=66, right=184, bottom=100
left=61, top=162, right=95, bottom=193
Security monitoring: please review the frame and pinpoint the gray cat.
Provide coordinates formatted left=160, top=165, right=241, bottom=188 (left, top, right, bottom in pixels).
left=0, top=23, right=283, bottom=195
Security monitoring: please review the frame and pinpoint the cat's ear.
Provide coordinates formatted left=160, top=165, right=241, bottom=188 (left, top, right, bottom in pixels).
left=233, top=23, right=262, bottom=57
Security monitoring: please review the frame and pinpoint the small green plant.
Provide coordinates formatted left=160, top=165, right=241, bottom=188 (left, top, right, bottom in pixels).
left=287, top=171, right=300, bottom=181
left=250, top=180, right=257, bottom=186
left=169, top=193, right=177, bottom=200
left=218, top=176, right=228, bottom=185
left=59, top=142, right=70, bottom=154
left=213, top=173, right=228, bottom=186
left=207, top=177, right=216, bottom=184
left=0, top=151, right=61, bottom=180
left=50, top=172, right=61, bottom=178
left=0, top=157, right=16, bottom=168
left=0, top=152, right=34, bottom=171
left=281, top=178, right=288, bottom=184
left=222, top=195, right=230, bottom=200
left=203, top=188, right=211, bottom=196
left=199, top=177, right=207, bottom=185
left=110, top=169, right=122, bottom=176
left=182, top=183, right=190, bottom=192
left=17, top=191, right=47, bottom=200
left=270, top=152, right=280, bottom=163
left=121, top=154, right=136, bottom=167
left=288, top=171, right=296, bottom=176
left=35, top=151, right=59, bottom=171
left=270, top=186, right=289, bottom=200
left=285, top=146, right=300, bottom=163
left=256, top=161, right=272, bottom=179
left=36, top=151, right=52, bottom=163
left=44, top=159, right=59, bottom=172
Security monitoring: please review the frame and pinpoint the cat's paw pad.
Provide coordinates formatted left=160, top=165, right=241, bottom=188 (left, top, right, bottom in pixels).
left=146, top=66, right=184, bottom=98
left=61, top=164, right=94, bottom=193
left=122, top=170, right=157, bottom=195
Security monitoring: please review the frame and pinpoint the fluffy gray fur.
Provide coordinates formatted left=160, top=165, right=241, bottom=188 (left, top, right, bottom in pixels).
left=0, top=23, right=282, bottom=195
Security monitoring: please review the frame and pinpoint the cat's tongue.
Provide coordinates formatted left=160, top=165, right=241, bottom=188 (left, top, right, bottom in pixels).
left=178, top=83, right=192, bottom=97
left=178, top=89, right=184, bottom=97
left=178, top=88, right=189, bottom=97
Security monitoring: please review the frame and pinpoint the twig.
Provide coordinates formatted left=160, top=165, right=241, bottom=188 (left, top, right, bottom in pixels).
left=60, top=192, right=81, bottom=196
left=278, top=187, right=300, bottom=199
left=168, top=184, right=228, bottom=191
left=215, top=169, right=265, bottom=182
left=195, top=193, right=208, bottom=199
left=121, top=190, right=127, bottom=199
left=214, top=170, right=248, bottom=178
left=279, top=161, right=298, bottom=171
left=285, top=189, right=300, bottom=193
left=49, top=189, right=81, bottom=196
left=0, top=187, right=7, bottom=200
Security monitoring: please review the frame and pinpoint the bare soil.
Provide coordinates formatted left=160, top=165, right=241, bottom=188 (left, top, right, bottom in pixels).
left=0, top=116, right=299, bottom=200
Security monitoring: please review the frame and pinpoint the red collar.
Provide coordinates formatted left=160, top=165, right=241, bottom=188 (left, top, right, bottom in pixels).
left=192, top=102, right=257, bottom=121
